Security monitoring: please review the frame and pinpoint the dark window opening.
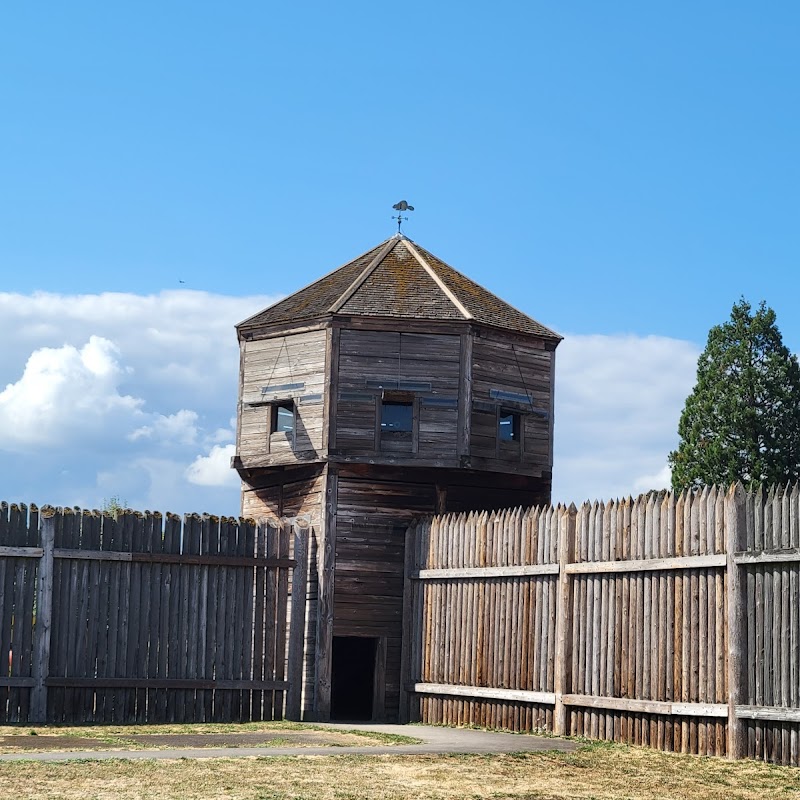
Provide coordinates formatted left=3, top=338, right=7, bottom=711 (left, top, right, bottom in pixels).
left=271, top=402, right=295, bottom=435
left=499, top=411, right=521, bottom=442
left=380, top=401, right=413, bottom=441
left=331, top=636, right=377, bottom=721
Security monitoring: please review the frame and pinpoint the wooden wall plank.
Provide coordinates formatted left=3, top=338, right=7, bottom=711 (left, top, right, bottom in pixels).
left=314, top=472, right=336, bottom=721
left=286, top=521, right=309, bottom=720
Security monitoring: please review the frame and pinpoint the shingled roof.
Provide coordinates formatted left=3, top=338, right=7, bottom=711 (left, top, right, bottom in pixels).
left=238, top=235, right=561, bottom=340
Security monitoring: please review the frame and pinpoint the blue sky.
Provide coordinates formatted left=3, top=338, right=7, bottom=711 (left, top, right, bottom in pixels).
left=1, top=3, right=798, bottom=514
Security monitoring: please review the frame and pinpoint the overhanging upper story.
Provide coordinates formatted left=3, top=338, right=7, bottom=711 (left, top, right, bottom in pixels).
left=233, top=234, right=562, bottom=481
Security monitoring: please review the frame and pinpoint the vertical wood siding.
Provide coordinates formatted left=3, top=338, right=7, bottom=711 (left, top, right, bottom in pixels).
left=470, top=335, right=553, bottom=470
left=0, top=503, right=309, bottom=725
left=740, top=485, right=800, bottom=764
left=0, top=503, right=38, bottom=722
left=333, top=476, right=438, bottom=720
left=403, top=484, right=800, bottom=766
left=335, top=330, right=461, bottom=456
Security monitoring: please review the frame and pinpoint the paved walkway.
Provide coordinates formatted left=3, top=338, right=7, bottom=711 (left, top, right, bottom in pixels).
left=0, top=723, right=577, bottom=762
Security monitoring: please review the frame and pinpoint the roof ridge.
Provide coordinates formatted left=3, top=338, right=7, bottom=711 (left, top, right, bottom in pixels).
left=412, top=242, right=562, bottom=340
left=402, top=239, right=473, bottom=321
left=328, top=237, right=399, bottom=313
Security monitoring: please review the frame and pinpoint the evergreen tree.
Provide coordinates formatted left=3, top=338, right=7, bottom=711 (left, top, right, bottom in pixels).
left=669, top=299, right=800, bottom=491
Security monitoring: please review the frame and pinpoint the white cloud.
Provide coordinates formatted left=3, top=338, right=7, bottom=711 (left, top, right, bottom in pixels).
left=129, top=409, right=199, bottom=445
left=0, top=289, right=275, bottom=418
left=552, top=333, right=700, bottom=503
left=208, top=426, right=235, bottom=444
left=0, top=289, right=277, bottom=515
left=0, top=336, right=142, bottom=450
left=185, top=444, right=238, bottom=487
left=632, top=465, right=673, bottom=495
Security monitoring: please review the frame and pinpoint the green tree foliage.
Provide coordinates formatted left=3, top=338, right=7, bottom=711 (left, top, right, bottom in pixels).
left=669, top=299, right=800, bottom=491
left=101, top=495, right=127, bottom=518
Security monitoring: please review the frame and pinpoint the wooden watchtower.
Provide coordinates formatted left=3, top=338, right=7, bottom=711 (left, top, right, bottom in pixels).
left=233, top=233, right=561, bottom=721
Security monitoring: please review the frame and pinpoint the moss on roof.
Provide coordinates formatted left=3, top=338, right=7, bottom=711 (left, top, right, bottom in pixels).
left=238, top=236, right=561, bottom=341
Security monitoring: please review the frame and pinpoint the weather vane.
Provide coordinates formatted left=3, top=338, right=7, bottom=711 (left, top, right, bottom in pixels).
left=392, top=200, right=414, bottom=233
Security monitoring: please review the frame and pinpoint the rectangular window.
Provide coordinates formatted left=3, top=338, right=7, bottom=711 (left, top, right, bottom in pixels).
left=271, top=401, right=295, bottom=435
left=379, top=392, right=415, bottom=452
left=381, top=401, right=413, bottom=435
left=498, top=411, right=520, bottom=442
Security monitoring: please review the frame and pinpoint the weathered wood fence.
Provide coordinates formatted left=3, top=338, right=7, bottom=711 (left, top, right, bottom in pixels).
left=0, top=503, right=309, bottom=724
left=400, top=483, right=800, bottom=766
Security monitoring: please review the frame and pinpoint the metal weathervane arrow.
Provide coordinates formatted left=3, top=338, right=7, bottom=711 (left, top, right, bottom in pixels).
left=392, top=200, right=414, bottom=233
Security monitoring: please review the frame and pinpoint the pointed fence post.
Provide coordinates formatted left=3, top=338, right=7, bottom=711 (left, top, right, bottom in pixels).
left=554, top=503, right=577, bottom=736
left=286, top=519, right=309, bottom=721
left=399, top=522, right=417, bottom=724
left=30, top=508, right=56, bottom=723
left=726, top=482, right=747, bottom=759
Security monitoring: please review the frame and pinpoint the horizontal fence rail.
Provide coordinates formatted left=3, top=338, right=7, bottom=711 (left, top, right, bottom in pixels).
left=400, top=483, right=800, bottom=767
left=0, top=502, right=309, bottom=725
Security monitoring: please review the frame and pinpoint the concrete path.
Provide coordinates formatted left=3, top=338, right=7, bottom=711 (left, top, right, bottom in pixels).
left=0, top=723, right=577, bottom=762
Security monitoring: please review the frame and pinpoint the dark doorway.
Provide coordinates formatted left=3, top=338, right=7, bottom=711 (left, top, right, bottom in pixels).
left=331, top=636, right=377, bottom=721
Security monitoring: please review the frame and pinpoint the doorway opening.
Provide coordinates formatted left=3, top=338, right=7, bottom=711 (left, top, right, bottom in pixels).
left=331, top=636, right=377, bottom=721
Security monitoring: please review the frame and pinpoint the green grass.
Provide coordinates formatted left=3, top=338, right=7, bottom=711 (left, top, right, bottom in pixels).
left=0, top=720, right=420, bottom=752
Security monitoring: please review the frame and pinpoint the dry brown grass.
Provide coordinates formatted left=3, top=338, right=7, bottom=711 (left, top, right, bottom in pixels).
left=0, top=741, right=798, bottom=799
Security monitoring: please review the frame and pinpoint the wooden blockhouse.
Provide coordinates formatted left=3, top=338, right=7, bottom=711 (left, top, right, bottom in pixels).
left=233, top=233, right=561, bottom=721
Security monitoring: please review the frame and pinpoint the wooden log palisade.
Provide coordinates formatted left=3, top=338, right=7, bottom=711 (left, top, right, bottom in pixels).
left=6, top=482, right=800, bottom=767
left=400, top=482, right=800, bottom=767
left=0, top=502, right=309, bottom=725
